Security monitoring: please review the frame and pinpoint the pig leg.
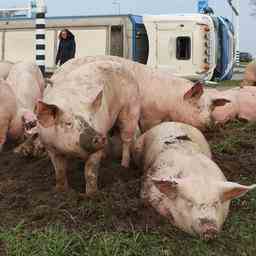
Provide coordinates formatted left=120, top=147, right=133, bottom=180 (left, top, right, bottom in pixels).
left=48, top=150, right=69, bottom=192
left=139, top=118, right=162, bottom=133
left=0, top=124, right=8, bottom=152
left=84, top=149, right=105, bottom=196
left=118, top=105, right=140, bottom=168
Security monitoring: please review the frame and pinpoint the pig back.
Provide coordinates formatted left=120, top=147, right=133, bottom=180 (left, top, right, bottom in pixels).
left=133, top=122, right=211, bottom=170
left=0, top=61, right=13, bottom=80
left=0, top=80, right=17, bottom=116
left=43, top=60, right=131, bottom=120
left=7, top=62, right=44, bottom=112
left=51, top=56, right=137, bottom=84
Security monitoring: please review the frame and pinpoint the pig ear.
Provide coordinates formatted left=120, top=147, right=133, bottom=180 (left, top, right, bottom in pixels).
left=183, top=82, right=204, bottom=101
left=36, top=101, right=60, bottom=128
left=219, top=182, right=256, bottom=203
left=211, top=98, right=231, bottom=110
left=153, top=178, right=179, bottom=199
left=91, top=91, right=103, bottom=111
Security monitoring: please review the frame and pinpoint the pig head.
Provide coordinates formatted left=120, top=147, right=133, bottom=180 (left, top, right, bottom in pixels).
left=208, top=86, right=256, bottom=124
left=36, top=100, right=107, bottom=194
left=161, top=82, right=231, bottom=131
left=36, top=101, right=106, bottom=155
left=152, top=176, right=256, bottom=240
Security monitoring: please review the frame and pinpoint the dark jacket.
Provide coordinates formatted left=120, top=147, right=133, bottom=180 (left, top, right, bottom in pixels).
left=55, top=29, right=76, bottom=66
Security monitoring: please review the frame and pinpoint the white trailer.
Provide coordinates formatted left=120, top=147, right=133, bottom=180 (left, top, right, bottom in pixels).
left=0, top=13, right=234, bottom=80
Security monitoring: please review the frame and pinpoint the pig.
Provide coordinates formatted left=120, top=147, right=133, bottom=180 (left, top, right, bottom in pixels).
left=0, top=80, right=17, bottom=151
left=207, top=86, right=256, bottom=124
left=132, top=122, right=256, bottom=239
left=0, top=61, right=13, bottom=80
left=49, top=56, right=230, bottom=132
left=236, top=86, right=256, bottom=121
left=205, top=88, right=239, bottom=124
left=0, top=62, right=44, bottom=150
left=36, top=60, right=140, bottom=194
left=241, top=61, right=256, bottom=87
left=50, top=56, right=100, bottom=84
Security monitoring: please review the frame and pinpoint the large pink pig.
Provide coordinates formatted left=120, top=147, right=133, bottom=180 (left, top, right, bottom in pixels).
left=49, top=56, right=230, bottom=131
left=208, top=86, right=256, bottom=124
left=36, top=61, right=140, bottom=194
left=132, top=122, right=256, bottom=240
left=236, top=86, right=256, bottom=121
left=0, top=61, right=13, bottom=80
left=6, top=62, right=45, bottom=139
left=0, top=62, right=44, bottom=150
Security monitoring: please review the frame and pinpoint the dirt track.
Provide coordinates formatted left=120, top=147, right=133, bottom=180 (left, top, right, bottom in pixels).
left=0, top=121, right=256, bottom=240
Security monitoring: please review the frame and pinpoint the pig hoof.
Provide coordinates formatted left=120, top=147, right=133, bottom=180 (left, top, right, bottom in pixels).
left=121, top=160, right=129, bottom=168
left=55, top=184, right=69, bottom=193
left=85, top=187, right=99, bottom=197
left=78, top=193, right=88, bottom=200
left=79, top=191, right=98, bottom=199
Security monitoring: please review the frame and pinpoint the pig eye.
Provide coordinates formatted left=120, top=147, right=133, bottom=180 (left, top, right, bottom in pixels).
left=212, top=201, right=219, bottom=208
left=187, top=200, right=193, bottom=208
left=65, top=122, right=72, bottom=127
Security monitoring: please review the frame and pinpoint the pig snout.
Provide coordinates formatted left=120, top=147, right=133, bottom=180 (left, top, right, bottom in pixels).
left=24, top=120, right=37, bottom=131
left=79, top=131, right=107, bottom=153
left=198, top=218, right=218, bottom=240
left=92, top=134, right=108, bottom=150
left=22, top=112, right=38, bottom=136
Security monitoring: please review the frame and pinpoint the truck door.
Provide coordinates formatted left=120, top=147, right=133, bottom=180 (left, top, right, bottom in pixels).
left=156, top=23, right=194, bottom=75
left=110, top=25, right=124, bottom=57
left=134, top=24, right=149, bottom=64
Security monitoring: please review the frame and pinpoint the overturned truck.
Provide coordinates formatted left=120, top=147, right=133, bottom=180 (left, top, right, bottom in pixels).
left=0, top=13, right=234, bottom=81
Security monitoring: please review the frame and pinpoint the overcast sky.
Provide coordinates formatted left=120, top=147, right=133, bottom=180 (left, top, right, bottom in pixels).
left=2, top=0, right=255, bottom=55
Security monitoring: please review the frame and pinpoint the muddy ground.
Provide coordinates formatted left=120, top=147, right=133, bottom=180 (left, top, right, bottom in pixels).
left=0, top=121, right=256, bottom=255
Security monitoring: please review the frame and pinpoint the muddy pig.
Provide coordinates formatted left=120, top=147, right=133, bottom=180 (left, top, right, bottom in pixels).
left=132, top=122, right=256, bottom=239
left=0, top=62, right=44, bottom=150
left=49, top=56, right=230, bottom=132
left=206, top=86, right=256, bottom=124
left=36, top=60, right=140, bottom=194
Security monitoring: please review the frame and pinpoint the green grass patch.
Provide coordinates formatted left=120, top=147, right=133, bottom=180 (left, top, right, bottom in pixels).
left=212, top=136, right=243, bottom=154
left=1, top=220, right=256, bottom=256
left=217, top=80, right=241, bottom=87
left=210, top=121, right=256, bottom=154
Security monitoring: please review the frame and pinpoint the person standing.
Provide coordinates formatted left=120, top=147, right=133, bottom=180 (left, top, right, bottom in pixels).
left=55, top=29, right=76, bottom=66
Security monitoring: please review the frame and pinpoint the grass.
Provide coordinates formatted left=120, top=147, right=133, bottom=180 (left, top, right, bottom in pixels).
left=240, top=62, right=251, bottom=67
left=217, top=80, right=241, bottom=87
left=1, top=212, right=256, bottom=256
left=211, top=121, right=256, bottom=154
left=212, top=136, right=243, bottom=154
left=0, top=226, right=167, bottom=256
left=205, top=80, right=241, bottom=90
